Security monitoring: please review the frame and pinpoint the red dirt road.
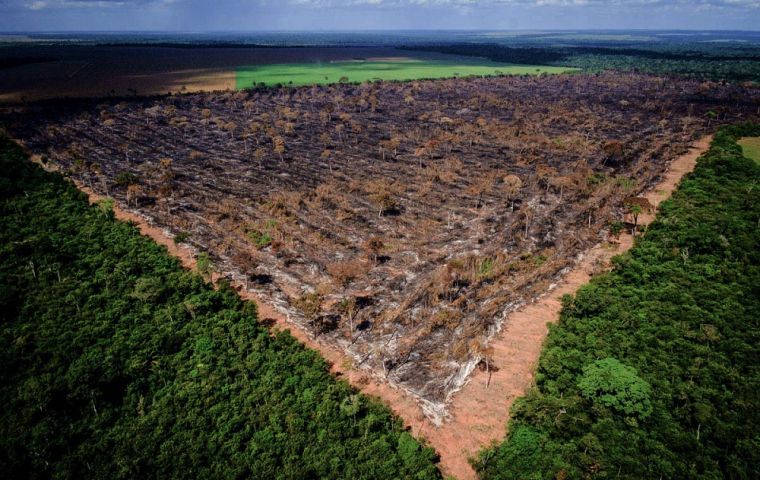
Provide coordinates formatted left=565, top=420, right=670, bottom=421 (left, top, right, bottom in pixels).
left=25, top=134, right=712, bottom=480
left=414, top=134, right=712, bottom=479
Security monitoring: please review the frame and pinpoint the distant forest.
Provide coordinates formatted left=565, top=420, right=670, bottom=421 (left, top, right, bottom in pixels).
left=405, top=44, right=760, bottom=82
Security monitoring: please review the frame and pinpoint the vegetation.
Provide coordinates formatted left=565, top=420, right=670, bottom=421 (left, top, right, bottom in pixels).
left=475, top=125, right=760, bottom=479
left=406, top=44, right=760, bottom=83
left=235, top=59, right=574, bottom=88
left=0, top=136, right=440, bottom=479
left=8, top=72, right=758, bottom=406
left=738, top=136, right=760, bottom=163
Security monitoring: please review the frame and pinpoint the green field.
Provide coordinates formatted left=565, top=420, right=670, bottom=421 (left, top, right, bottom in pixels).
left=739, top=136, right=760, bottom=163
left=235, top=59, right=575, bottom=88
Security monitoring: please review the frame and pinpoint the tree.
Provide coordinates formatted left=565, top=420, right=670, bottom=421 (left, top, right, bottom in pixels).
left=224, top=121, right=237, bottom=140
left=628, top=203, right=643, bottom=234
left=413, top=146, right=427, bottom=169
left=296, top=292, right=324, bottom=337
left=363, top=237, right=384, bottom=264
left=578, top=358, right=653, bottom=419
left=470, top=340, right=497, bottom=388
left=624, top=197, right=654, bottom=235
left=378, top=140, right=389, bottom=161
left=320, top=132, right=332, bottom=148
left=602, top=140, right=624, bottom=165
left=196, top=252, right=212, bottom=279
left=338, top=296, right=359, bottom=341
left=523, top=198, right=539, bottom=239
left=272, top=136, right=286, bottom=163
left=126, top=184, right=141, bottom=207
left=389, top=136, right=401, bottom=158
left=253, top=147, right=267, bottom=168
left=334, top=124, right=345, bottom=144
left=320, top=149, right=334, bottom=173
left=319, top=110, right=330, bottom=126
left=549, top=175, right=574, bottom=201
left=468, top=176, right=495, bottom=209
left=503, top=174, right=523, bottom=211
left=535, top=165, right=558, bottom=192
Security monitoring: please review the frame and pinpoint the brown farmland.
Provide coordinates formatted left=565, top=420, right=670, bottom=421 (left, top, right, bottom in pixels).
left=5, top=72, right=759, bottom=423
left=0, top=45, right=430, bottom=103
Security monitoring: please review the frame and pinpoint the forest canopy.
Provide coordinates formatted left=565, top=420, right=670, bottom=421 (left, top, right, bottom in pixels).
left=405, top=44, right=760, bottom=83
left=0, top=136, right=440, bottom=479
left=476, top=124, right=760, bottom=479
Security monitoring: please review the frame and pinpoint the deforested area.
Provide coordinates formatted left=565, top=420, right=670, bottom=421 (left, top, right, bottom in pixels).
left=0, top=136, right=441, bottom=479
left=5, top=72, right=760, bottom=415
left=475, top=124, right=760, bottom=480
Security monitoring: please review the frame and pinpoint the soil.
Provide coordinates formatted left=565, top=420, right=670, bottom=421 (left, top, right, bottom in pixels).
left=0, top=46, right=372, bottom=103
left=7, top=74, right=759, bottom=414
left=22, top=134, right=712, bottom=479
left=0, top=45, right=464, bottom=103
left=417, top=135, right=712, bottom=479
left=8, top=74, right=757, bottom=413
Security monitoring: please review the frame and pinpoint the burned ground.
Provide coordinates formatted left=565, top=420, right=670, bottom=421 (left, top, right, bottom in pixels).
left=5, top=72, right=759, bottom=417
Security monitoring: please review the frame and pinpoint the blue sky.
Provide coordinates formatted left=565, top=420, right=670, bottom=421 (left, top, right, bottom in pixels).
left=0, top=0, right=759, bottom=32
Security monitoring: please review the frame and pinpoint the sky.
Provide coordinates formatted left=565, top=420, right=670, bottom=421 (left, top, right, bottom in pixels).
left=0, top=0, right=759, bottom=32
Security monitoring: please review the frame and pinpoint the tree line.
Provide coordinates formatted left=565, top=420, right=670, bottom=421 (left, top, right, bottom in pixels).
left=0, top=135, right=440, bottom=479
left=405, top=44, right=760, bottom=83
left=475, top=124, right=760, bottom=479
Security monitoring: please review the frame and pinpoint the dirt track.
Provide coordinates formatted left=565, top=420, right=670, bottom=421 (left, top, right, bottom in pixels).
left=414, top=134, right=712, bottom=479
left=24, top=133, right=712, bottom=479
left=12, top=73, right=749, bottom=409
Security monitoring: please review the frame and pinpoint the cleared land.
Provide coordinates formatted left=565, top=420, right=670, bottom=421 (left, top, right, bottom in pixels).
left=0, top=137, right=440, bottom=479
left=0, top=45, right=470, bottom=103
left=477, top=125, right=760, bottom=480
left=423, top=135, right=711, bottom=479
left=739, top=136, right=760, bottom=162
left=235, top=59, right=573, bottom=88
left=5, top=74, right=759, bottom=423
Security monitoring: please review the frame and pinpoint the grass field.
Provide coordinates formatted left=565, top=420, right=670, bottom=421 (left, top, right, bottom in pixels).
left=739, top=136, right=760, bottom=163
left=235, top=59, right=574, bottom=88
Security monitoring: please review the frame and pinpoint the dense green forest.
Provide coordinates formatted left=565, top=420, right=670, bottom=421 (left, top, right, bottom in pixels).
left=0, top=136, right=440, bottom=479
left=475, top=125, right=760, bottom=479
left=406, top=44, right=760, bottom=83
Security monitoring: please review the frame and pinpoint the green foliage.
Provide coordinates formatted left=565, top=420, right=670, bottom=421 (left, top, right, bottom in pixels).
left=615, top=176, right=636, bottom=191
left=0, top=136, right=440, bottom=480
left=114, top=171, right=138, bottom=187
left=587, top=172, right=607, bottom=187
left=196, top=251, right=212, bottom=277
left=247, top=229, right=273, bottom=249
left=173, top=231, right=190, bottom=244
left=97, top=197, right=114, bottom=216
left=476, top=124, right=760, bottom=479
left=529, top=254, right=547, bottom=267
left=410, top=44, right=760, bottom=83
left=738, top=136, right=760, bottom=164
left=577, top=358, right=652, bottom=419
left=478, top=257, right=495, bottom=279
left=608, top=221, right=624, bottom=237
